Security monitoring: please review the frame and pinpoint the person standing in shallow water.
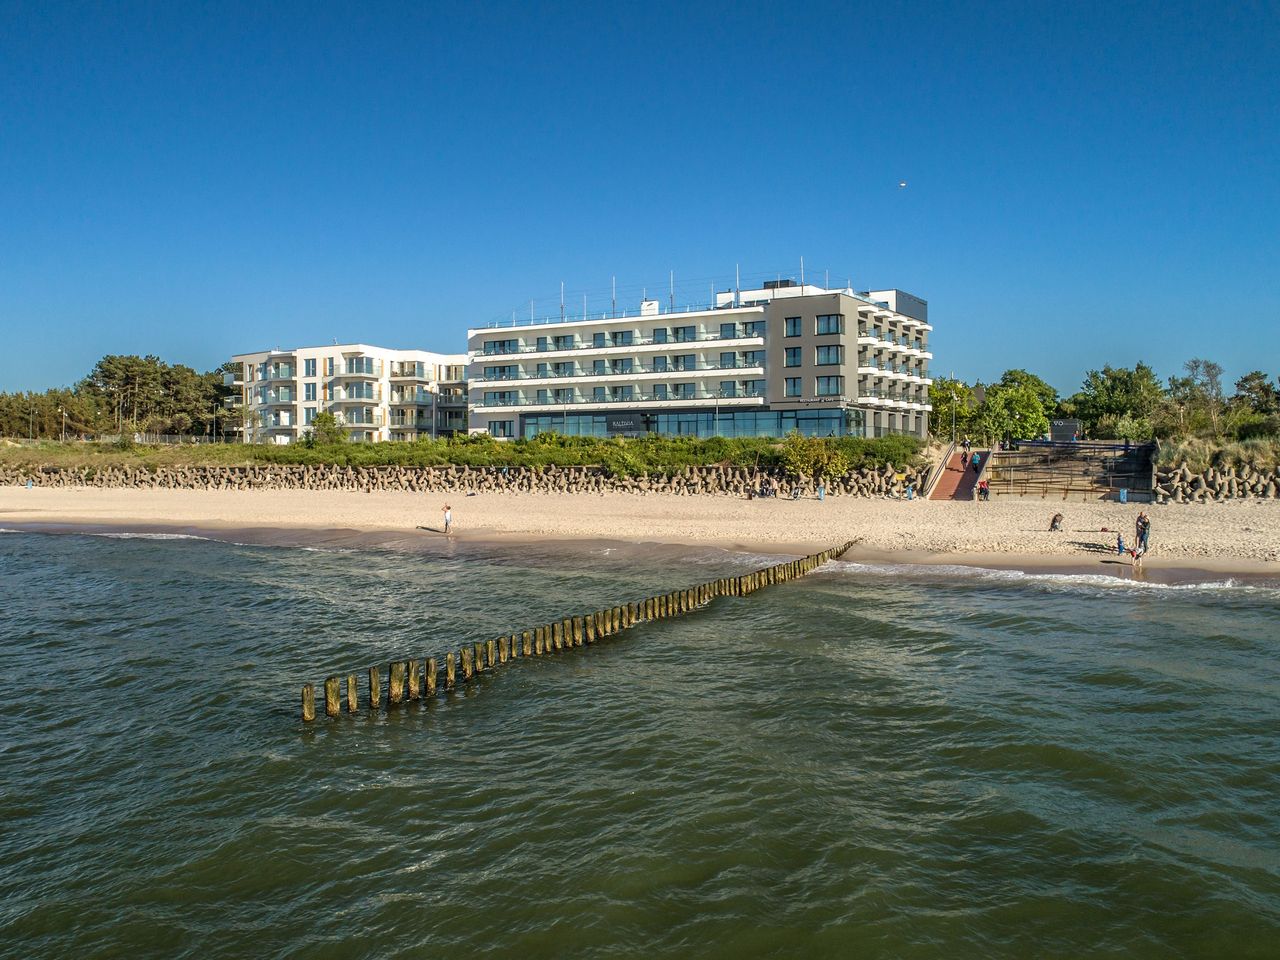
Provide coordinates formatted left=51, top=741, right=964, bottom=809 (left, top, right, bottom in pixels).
left=1136, top=511, right=1150, bottom=553
left=442, top=504, right=452, bottom=535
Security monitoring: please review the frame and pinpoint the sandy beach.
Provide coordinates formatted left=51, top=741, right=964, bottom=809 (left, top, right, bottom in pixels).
left=2, top=486, right=1278, bottom=574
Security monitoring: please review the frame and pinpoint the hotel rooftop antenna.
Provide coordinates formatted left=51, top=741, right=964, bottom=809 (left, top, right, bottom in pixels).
left=560, top=281, right=565, bottom=322
left=583, top=293, right=587, bottom=320
left=800, top=256, right=805, bottom=286
left=669, top=270, right=675, bottom=312
left=611, top=275, right=616, bottom=316
left=530, top=299, right=535, bottom=321
left=735, top=263, right=740, bottom=306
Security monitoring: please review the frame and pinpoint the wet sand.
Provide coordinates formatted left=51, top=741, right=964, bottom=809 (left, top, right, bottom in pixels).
left=3, top=486, right=1278, bottom=580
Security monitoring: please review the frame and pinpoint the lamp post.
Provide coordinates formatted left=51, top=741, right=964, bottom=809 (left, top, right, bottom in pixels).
left=59, top=407, right=66, bottom=443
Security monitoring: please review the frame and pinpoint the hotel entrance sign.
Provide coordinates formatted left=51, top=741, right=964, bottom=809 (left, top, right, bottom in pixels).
left=606, top=412, right=645, bottom=437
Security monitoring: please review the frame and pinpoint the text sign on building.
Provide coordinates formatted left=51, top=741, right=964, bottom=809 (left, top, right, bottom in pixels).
left=1050, top=418, right=1082, bottom=442
left=606, top=412, right=645, bottom=437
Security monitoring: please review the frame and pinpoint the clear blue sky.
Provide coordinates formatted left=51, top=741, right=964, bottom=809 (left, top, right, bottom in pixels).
left=2, top=0, right=1277, bottom=397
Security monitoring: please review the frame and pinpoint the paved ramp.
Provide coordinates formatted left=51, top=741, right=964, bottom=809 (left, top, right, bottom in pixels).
left=930, top=451, right=987, bottom=500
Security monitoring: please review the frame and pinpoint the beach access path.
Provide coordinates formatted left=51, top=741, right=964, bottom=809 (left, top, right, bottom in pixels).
left=2, top=486, right=1278, bottom=571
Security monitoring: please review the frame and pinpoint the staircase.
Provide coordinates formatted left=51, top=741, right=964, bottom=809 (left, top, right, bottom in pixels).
left=929, top=450, right=987, bottom=500
left=985, top=441, right=1156, bottom=500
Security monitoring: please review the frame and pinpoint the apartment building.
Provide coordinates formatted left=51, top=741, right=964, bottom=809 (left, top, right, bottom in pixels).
left=466, top=281, right=932, bottom=439
left=232, top=343, right=468, bottom=443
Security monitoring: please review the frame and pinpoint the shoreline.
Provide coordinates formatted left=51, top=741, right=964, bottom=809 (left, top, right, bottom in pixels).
left=4, top=486, right=1279, bottom=586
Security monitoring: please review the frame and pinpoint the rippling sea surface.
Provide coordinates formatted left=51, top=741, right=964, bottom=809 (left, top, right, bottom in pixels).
left=1, top=530, right=1278, bottom=959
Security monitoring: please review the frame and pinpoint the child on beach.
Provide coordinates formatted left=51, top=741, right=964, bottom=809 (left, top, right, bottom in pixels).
left=1049, top=512, right=1064, bottom=532
left=442, top=504, right=452, bottom=535
left=1116, top=532, right=1126, bottom=555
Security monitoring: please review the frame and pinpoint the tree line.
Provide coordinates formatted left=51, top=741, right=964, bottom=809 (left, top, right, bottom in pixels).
left=0, top=355, right=240, bottom=439
left=929, top=360, right=1279, bottom=445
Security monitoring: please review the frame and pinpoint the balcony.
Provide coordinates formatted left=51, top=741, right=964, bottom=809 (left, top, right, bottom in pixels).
left=337, top=412, right=385, bottom=427
left=390, top=390, right=433, bottom=405
left=389, top=363, right=429, bottom=380
left=331, top=387, right=383, bottom=403
left=335, top=359, right=383, bottom=378
left=265, top=366, right=296, bottom=381
left=264, top=390, right=297, bottom=405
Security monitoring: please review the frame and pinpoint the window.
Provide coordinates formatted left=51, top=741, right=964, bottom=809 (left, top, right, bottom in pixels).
left=592, top=386, right=606, bottom=401
left=652, top=356, right=668, bottom=372
left=743, top=320, right=766, bottom=337
left=719, top=380, right=737, bottom=398
left=554, top=388, right=573, bottom=403
left=611, top=331, right=633, bottom=346
left=593, top=332, right=606, bottom=348
left=652, top=328, right=669, bottom=344
left=611, top=358, right=633, bottom=374
left=784, top=317, right=801, bottom=337
left=592, top=359, right=607, bottom=375
left=303, top=358, right=316, bottom=377
left=483, top=339, right=519, bottom=355
left=304, top=382, right=316, bottom=401
left=743, top=350, right=765, bottom=366
left=653, top=383, right=668, bottom=400
left=784, top=347, right=801, bottom=367
left=553, top=335, right=574, bottom=350
left=553, top=362, right=573, bottom=377
left=484, top=391, right=517, bottom=405
left=720, top=352, right=736, bottom=369
left=785, top=377, right=801, bottom=397
left=304, top=406, right=317, bottom=424
left=484, top=365, right=518, bottom=380
left=325, top=358, right=335, bottom=375
left=488, top=420, right=514, bottom=438
left=536, top=336, right=550, bottom=352
left=536, top=362, right=549, bottom=377
left=673, top=325, right=696, bottom=342
left=536, top=389, right=550, bottom=404
left=816, top=345, right=842, bottom=365
left=673, top=382, right=695, bottom=400
left=719, top=322, right=738, bottom=340
left=744, top=379, right=766, bottom=396
left=673, top=354, right=695, bottom=371
left=816, top=376, right=843, bottom=396
left=816, top=314, right=843, bottom=335
left=611, top=385, right=634, bottom=401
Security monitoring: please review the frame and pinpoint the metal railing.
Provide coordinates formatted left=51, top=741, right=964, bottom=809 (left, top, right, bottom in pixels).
left=473, top=331, right=763, bottom=357
left=474, top=390, right=766, bottom=408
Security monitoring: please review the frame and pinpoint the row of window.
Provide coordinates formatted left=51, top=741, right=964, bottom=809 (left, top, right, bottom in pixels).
left=483, top=376, right=842, bottom=405
left=783, top=315, right=844, bottom=337
left=784, top=345, right=844, bottom=367
left=481, top=351, right=767, bottom=380
left=481, top=321, right=768, bottom=355
left=510, top=408, right=863, bottom=440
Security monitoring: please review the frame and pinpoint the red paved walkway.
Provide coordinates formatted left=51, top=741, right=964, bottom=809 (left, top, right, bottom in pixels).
left=930, top=451, right=987, bottom=500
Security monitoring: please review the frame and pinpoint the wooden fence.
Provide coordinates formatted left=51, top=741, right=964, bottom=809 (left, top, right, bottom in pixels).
left=300, top=540, right=855, bottom=722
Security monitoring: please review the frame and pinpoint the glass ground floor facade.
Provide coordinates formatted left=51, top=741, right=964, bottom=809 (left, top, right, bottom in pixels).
left=498, top=405, right=925, bottom=440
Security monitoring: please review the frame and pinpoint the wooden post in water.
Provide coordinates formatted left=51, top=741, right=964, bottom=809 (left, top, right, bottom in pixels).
left=474, top=641, right=485, bottom=671
left=572, top=615, right=584, bottom=646
left=522, top=629, right=533, bottom=657
left=408, top=660, right=421, bottom=700
left=346, top=673, right=358, bottom=713
left=324, top=676, right=341, bottom=718
left=487, top=639, right=497, bottom=668
left=584, top=614, right=597, bottom=643
left=552, top=621, right=564, bottom=651
left=612, top=606, right=622, bottom=633
left=302, top=683, right=316, bottom=722
left=563, top=617, right=575, bottom=645
left=369, top=666, right=382, bottom=708
left=426, top=657, right=438, bottom=696
left=445, top=652, right=455, bottom=690
left=534, top=626, right=545, bottom=655
left=499, top=636, right=509, bottom=664
left=461, top=646, right=474, bottom=681
left=389, top=661, right=406, bottom=705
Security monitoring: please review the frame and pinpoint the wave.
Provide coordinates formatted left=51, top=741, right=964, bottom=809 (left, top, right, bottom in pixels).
left=818, top=560, right=1280, bottom=596
left=89, top=532, right=215, bottom=541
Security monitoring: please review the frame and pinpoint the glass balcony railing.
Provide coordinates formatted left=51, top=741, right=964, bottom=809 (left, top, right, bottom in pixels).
left=473, top=359, right=765, bottom=382
left=475, top=390, right=766, bottom=408
left=473, top=330, right=762, bottom=358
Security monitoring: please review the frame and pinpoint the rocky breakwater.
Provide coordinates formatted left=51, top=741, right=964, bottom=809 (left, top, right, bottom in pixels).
left=0, top=463, right=927, bottom=497
left=1153, top=464, right=1280, bottom=504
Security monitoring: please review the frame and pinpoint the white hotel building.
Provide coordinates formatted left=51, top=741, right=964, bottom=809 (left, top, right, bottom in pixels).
left=466, top=282, right=932, bottom=440
left=231, top=344, right=467, bottom=443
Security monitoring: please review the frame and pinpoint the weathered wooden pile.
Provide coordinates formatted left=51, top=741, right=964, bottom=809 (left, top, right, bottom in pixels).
left=300, top=539, right=855, bottom=722
left=1, top=463, right=925, bottom=497
left=1152, top=464, right=1280, bottom=504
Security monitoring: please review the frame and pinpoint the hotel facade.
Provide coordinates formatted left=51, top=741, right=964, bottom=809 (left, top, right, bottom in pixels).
left=466, top=282, right=932, bottom=440
left=231, top=344, right=467, bottom=443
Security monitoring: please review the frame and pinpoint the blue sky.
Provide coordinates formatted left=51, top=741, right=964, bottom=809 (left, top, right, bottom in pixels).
left=2, top=0, right=1277, bottom=397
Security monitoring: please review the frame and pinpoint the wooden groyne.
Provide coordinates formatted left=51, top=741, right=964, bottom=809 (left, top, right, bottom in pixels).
left=300, top=540, right=855, bottom=722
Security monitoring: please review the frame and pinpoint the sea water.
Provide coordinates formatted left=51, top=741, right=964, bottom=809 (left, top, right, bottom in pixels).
left=0, top=531, right=1277, bottom=958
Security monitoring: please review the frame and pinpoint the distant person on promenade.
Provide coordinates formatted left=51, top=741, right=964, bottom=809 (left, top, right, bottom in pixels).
left=970, top=451, right=981, bottom=473
left=1049, top=512, right=1064, bottom=532
left=961, top=437, right=971, bottom=460
left=442, top=504, right=452, bottom=535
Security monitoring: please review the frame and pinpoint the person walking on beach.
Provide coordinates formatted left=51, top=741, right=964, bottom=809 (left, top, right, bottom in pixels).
left=1049, top=512, right=1064, bottom=532
left=1135, top=511, right=1150, bottom=553
left=442, top=504, right=452, bottom=535
left=970, top=451, right=981, bottom=473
